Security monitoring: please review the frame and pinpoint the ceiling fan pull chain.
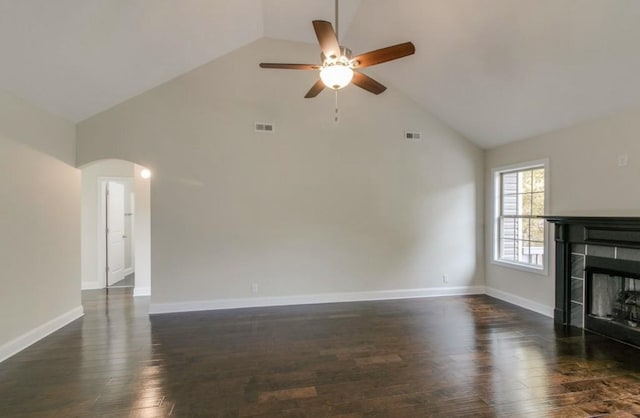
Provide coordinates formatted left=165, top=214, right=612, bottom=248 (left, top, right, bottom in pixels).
left=334, top=90, right=339, bottom=123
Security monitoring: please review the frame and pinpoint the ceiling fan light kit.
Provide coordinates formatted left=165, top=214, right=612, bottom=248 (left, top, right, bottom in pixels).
left=259, top=0, right=415, bottom=100
left=319, top=49, right=354, bottom=90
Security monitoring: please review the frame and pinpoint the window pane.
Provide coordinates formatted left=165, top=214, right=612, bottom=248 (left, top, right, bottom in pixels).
left=503, top=192, right=518, bottom=216
left=502, top=172, right=518, bottom=196
left=501, top=217, right=517, bottom=241
left=496, top=164, right=545, bottom=269
left=519, top=170, right=532, bottom=193
left=521, top=218, right=531, bottom=241
left=519, top=239, right=531, bottom=264
left=532, top=192, right=544, bottom=216
left=520, top=193, right=532, bottom=216
left=532, top=168, right=544, bottom=192
left=530, top=241, right=544, bottom=266
left=530, top=219, right=545, bottom=242
left=501, top=238, right=517, bottom=261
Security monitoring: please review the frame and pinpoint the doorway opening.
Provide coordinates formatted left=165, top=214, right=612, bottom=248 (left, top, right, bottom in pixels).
left=103, top=178, right=134, bottom=289
left=80, top=159, right=151, bottom=296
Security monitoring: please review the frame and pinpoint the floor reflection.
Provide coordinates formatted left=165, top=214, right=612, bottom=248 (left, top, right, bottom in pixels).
left=3, top=292, right=640, bottom=416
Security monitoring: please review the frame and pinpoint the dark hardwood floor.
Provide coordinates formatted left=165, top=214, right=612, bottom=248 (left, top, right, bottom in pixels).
left=3, top=291, right=640, bottom=417
left=110, top=273, right=135, bottom=288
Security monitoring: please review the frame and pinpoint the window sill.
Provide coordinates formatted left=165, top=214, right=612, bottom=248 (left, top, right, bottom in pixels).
left=491, top=259, right=549, bottom=276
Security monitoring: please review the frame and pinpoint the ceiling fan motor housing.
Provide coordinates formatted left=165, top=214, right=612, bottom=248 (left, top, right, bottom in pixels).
left=321, top=47, right=352, bottom=62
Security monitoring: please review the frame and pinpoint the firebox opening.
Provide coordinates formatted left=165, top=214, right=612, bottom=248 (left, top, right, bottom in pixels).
left=590, top=274, right=640, bottom=328
left=585, top=254, right=640, bottom=347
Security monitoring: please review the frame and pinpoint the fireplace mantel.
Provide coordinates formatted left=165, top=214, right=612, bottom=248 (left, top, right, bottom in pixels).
left=544, top=215, right=640, bottom=224
left=543, top=216, right=640, bottom=328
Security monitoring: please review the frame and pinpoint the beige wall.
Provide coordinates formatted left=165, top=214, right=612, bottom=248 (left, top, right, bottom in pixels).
left=133, top=164, right=151, bottom=296
left=485, top=106, right=640, bottom=313
left=77, top=38, right=484, bottom=308
left=0, top=89, right=80, bottom=358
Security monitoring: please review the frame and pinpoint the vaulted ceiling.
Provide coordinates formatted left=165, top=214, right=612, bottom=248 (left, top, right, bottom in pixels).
left=1, top=0, right=640, bottom=148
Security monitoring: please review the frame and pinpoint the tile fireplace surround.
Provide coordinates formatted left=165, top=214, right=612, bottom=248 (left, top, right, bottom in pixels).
left=544, top=216, right=640, bottom=346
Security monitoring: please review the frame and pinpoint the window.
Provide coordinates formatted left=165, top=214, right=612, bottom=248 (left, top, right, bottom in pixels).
left=494, top=160, right=548, bottom=272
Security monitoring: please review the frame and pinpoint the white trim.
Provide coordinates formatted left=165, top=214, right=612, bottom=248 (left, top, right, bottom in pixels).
left=491, top=158, right=550, bottom=276
left=98, top=177, right=135, bottom=287
left=490, top=259, right=549, bottom=276
left=122, top=267, right=134, bottom=277
left=149, top=286, right=486, bottom=315
left=0, top=306, right=84, bottom=363
left=0, top=288, right=554, bottom=362
left=133, top=286, right=151, bottom=297
left=485, top=287, right=553, bottom=318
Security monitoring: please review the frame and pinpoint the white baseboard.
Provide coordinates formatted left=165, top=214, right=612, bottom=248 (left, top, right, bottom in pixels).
left=0, top=306, right=84, bottom=363
left=485, top=287, right=553, bottom=318
left=0, top=287, right=551, bottom=362
left=133, top=286, right=151, bottom=297
left=149, top=286, right=486, bottom=315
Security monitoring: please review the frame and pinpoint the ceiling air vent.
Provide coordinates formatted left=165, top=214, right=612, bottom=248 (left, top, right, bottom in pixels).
left=404, top=131, right=422, bottom=141
left=255, top=122, right=274, bottom=132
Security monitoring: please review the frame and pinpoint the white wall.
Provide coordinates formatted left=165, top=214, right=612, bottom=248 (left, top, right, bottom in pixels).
left=485, top=106, right=640, bottom=314
left=80, top=159, right=151, bottom=295
left=77, top=38, right=484, bottom=311
left=0, top=89, right=81, bottom=361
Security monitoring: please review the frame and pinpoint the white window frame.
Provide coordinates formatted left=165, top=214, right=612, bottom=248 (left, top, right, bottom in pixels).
left=492, top=159, right=550, bottom=275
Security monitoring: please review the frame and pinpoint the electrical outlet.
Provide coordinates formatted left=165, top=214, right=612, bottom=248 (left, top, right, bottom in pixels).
left=442, top=275, right=448, bottom=283
left=251, top=283, right=259, bottom=294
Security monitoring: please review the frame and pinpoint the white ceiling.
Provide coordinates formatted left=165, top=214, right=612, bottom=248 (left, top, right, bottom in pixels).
left=1, top=0, right=640, bottom=148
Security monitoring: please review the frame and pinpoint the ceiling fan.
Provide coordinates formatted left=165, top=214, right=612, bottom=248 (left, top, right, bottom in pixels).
left=259, top=0, right=415, bottom=98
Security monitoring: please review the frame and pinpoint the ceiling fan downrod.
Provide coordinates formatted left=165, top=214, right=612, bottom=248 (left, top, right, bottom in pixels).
left=335, top=0, right=339, bottom=42
left=333, top=0, right=341, bottom=124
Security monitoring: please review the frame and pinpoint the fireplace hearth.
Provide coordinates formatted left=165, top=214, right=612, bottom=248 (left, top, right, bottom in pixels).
left=544, top=216, right=640, bottom=347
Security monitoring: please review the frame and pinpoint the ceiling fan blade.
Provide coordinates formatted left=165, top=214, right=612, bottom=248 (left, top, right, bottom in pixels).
left=259, top=63, right=320, bottom=70
left=304, top=79, right=325, bottom=98
left=313, top=20, right=341, bottom=59
left=351, top=42, right=415, bottom=69
left=352, top=72, right=387, bottom=95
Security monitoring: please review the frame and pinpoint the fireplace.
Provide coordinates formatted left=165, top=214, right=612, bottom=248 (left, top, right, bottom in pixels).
left=544, top=216, right=640, bottom=347
left=585, top=256, right=640, bottom=346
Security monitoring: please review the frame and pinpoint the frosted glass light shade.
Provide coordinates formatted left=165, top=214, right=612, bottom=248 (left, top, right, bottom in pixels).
left=320, top=64, right=354, bottom=90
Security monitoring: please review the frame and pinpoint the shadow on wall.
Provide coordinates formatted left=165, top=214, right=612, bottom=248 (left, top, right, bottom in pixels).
left=79, top=159, right=151, bottom=297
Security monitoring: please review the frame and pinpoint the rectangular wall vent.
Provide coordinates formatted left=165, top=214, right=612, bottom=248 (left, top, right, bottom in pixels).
left=404, top=131, right=422, bottom=141
left=255, top=122, right=274, bottom=132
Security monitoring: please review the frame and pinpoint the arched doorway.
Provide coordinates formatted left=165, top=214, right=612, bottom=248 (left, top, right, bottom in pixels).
left=79, top=159, right=151, bottom=296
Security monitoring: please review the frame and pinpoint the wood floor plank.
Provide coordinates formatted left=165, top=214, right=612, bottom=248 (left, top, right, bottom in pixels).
left=258, top=386, right=318, bottom=402
left=3, top=290, right=640, bottom=416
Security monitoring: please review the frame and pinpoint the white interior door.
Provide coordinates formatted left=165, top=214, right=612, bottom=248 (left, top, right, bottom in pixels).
left=107, top=181, right=126, bottom=286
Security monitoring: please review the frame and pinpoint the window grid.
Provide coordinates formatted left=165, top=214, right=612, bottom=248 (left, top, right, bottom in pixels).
left=497, top=166, right=545, bottom=268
